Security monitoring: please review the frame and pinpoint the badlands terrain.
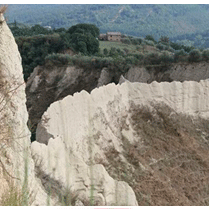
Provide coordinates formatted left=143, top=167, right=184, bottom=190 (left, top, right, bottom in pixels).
left=1, top=12, right=209, bottom=205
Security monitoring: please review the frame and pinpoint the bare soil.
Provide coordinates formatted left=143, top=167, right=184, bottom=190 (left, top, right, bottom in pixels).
left=104, top=103, right=209, bottom=206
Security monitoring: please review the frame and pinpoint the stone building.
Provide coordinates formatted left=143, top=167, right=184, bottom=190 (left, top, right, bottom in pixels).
left=99, top=32, right=121, bottom=42
left=106, top=32, right=121, bottom=41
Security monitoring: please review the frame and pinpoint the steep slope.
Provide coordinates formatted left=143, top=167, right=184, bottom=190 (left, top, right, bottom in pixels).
left=123, top=62, right=209, bottom=83
left=26, top=65, right=116, bottom=140
left=0, top=13, right=49, bottom=205
left=32, top=80, right=209, bottom=205
left=26, top=62, right=209, bottom=140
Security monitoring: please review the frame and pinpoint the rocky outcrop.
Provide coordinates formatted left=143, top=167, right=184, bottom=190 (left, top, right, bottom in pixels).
left=26, top=65, right=118, bottom=138
left=32, top=79, right=209, bottom=205
left=124, top=62, right=209, bottom=83
left=0, top=13, right=49, bottom=205
left=26, top=62, right=209, bottom=138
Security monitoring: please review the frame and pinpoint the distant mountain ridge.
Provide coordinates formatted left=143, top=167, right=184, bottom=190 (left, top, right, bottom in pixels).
left=5, top=4, right=209, bottom=40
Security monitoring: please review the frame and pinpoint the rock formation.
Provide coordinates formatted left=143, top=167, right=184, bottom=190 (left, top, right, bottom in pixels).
left=0, top=13, right=49, bottom=205
left=26, top=65, right=118, bottom=140
left=32, top=79, right=209, bottom=205
left=26, top=62, right=209, bottom=139
left=124, top=62, right=209, bottom=83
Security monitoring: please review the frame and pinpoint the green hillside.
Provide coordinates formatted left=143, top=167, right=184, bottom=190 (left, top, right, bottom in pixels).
left=4, top=4, right=209, bottom=40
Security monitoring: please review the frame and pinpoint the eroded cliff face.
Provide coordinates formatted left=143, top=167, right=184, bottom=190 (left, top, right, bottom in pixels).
left=124, top=62, right=209, bottom=83
left=0, top=13, right=48, bottom=205
left=26, top=62, right=209, bottom=137
left=26, top=65, right=117, bottom=138
left=32, top=80, right=209, bottom=205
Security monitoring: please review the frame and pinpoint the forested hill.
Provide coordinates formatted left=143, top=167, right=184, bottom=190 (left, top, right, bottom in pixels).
left=5, top=4, right=209, bottom=40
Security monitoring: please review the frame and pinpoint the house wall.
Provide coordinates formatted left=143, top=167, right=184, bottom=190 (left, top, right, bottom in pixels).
left=107, top=35, right=121, bottom=41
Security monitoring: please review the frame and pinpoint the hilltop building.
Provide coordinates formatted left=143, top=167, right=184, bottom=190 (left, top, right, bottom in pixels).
left=99, top=32, right=121, bottom=42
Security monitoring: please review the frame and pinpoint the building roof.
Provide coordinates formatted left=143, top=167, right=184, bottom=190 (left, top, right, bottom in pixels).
left=107, top=32, right=121, bottom=36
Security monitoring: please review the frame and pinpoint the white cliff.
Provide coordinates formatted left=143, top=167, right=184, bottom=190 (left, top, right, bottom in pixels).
left=32, top=79, right=209, bottom=205
left=0, top=13, right=48, bottom=205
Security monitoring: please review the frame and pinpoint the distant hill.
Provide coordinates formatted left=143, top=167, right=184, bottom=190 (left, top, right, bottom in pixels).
left=4, top=4, right=209, bottom=40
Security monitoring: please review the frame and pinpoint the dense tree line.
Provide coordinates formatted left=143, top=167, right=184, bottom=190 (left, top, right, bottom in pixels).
left=15, top=34, right=67, bottom=80
left=10, top=22, right=209, bottom=82
left=11, top=23, right=100, bottom=80
left=9, top=23, right=53, bottom=37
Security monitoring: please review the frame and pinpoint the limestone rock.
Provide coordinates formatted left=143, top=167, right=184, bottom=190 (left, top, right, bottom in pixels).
left=32, top=79, right=209, bottom=205
left=31, top=136, right=137, bottom=206
left=26, top=62, right=209, bottom=138
left=0, top=13, right=48, bottom=205
left=26, top=65, right=104, bottom=133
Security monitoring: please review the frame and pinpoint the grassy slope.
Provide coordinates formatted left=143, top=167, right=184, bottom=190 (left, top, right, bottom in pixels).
left=99, top=40, right=160, bottom=54
left=99, top=41, right=138, bottom=53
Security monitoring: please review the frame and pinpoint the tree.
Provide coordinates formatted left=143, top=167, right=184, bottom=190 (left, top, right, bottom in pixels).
left=202, top=49, right=209, bottom=61
left=188, top=49, right=201, bottom=62
left=67, top=23, right=100, bottom=38
left=65, top=23, right=100, bottom=55
left=145, top=35, right=156, bottom=43
left=159, top=36, right=169, bottom=44
left=103, top=48, right=108, bottom=56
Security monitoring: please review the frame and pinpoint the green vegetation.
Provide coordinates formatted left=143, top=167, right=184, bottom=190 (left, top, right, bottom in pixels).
left=99, top=41, right=138, bottom=54
left=9, top=23, right=53, bottom=37
left=64, top=23, right=99, bottom=55
left=188, top=49, right=201, bottom=62
left=12, top=23, right=100, bottom=81
left=16, top=34, right=67, bottom=80
left=202, top=49, right=209, bottom=61
left=6, top=4, right=209, bottom=42
left=8, top=20, right=209, bottom=82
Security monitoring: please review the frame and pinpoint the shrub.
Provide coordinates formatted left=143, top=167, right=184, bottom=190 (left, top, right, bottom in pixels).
left=145, top=52, right=161, bottom=65
left=105, top=56, right=131, bottom=73
left=125, top=55, right=138, bottom=65
left=202, top=49, right=209, bottom=61
left=164, top=45, right=170, bottom=50
left=69, top=55, right=115, bottom=70
left=103, top=48, right=108, bottom=56
left=109, top=47, right=117, bottom=57
left=133, top=52, right=144, bottom=60
left=145, top=35, right=156, bottom=43
left=188, top=49, right=202, bottom=62
left=101, top=57, right=114, bottom=66
left=156, top=43, right=165, bottom=50
left=136, top=45, right=143, bottom=51
left=167, top=46, right=175, bottom=53
left=137, top=38, right=143, bottom=45
left=45, top=53, right=72, bottom=66
left=160, top=51, right=174, bottom=64
left=170, top=42, right=183, bottom=51
left=145, top=40, right=155, bottom=46
left=174, top=49, right=187, bottom=62
left=121, top=38, right=131, bottom=44
left=116, top=48, right=122, bottom=54
left=123, top=48, right=129, bottom=55
left=159, top=36, right=169, bottom=44
left=131, top=39, right=139, bottom=45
